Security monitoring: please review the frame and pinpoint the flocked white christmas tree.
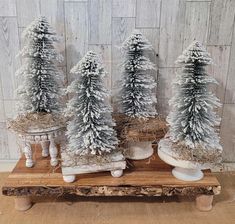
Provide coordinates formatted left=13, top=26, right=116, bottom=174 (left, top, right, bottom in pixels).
left=65, top=51, right=118, bottom=155
left=167, top=41, right=222, bottom=151
left=16, top=16, right=63, bottom=114
left=120, top=30, right=157, bottom=119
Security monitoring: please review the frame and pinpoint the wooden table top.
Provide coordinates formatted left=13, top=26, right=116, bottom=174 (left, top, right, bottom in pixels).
left=2, top=145, right=221, bottom=197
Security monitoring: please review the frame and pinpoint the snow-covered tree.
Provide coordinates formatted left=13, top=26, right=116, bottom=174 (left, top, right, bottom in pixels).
left=119, top=30, right=157, bottom=119
left=16, top=16, right=63, bottom=114
left=66, top=51, right=118, bottom=155
left=167, top=41, right=222, bottom=150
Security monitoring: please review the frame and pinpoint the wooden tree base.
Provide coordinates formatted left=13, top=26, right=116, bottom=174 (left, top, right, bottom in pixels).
left=2, top=145, right=221, bottom=211
left=196, top=194, right=214, bottom=211
left=61, top=151, right=126, bottom=183
left=14, top=196, right=32, bottom=211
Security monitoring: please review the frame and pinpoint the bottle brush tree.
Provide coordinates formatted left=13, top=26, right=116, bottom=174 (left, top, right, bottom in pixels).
left=167, top=41, right=222, bottom=151
left=120, top=30, right=157, bottom=119
left=65, top=51, right=118, bottom=155
left=16, top=16, right=63, bottom=115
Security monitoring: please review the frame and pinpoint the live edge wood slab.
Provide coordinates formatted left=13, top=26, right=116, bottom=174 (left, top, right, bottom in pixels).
left=2, top=145, right=221, bottom=212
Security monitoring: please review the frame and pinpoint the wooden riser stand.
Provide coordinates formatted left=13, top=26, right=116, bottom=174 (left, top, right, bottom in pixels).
left=1, top=145, right=221, bottom=212
left=61, top=151, right=126, bottom=183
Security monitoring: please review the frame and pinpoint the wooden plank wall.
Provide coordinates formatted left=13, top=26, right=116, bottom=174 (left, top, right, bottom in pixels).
left=0, top=0, right=235, bottom=162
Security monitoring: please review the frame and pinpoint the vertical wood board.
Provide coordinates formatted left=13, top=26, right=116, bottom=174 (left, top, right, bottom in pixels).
left=88, top=0, right=111, bottom=44
left=220, top=104, right=235, bottom=162
left=207, top=46, right=230, bottom=103
left=64, top=2, right=88, bottom=83
left=112, top=0, right=136, bottom=18
left=0, top=0, right=17, bottom=17
left=16, top=0, right=40, bottom=27
left=183, top=1, right=210, bottom=48
left=40, top=0, right=66, bottom=67
left=208, top=0, right=235, bottom=45
left=0, top=17, right=20, bottom=100
left=225, top=24, right=235, bottom=103
left=159, top=0, right=186, bottom=67
left=136, top=0, right=161, bottom=28
left=0, top=122, right=10, bottom=159
left=88, top=44, right=112, bottom=90
left=111, top=17, right=135, bottom=108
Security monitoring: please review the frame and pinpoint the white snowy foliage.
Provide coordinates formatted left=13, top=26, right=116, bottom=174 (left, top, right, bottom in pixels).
left=65, top=51, right=118, bottom=155
left=167, top=41, right=222, bottom=151
left=16, top=16, right=63, bottom=114
left=120, top=30, right=157, bottom=119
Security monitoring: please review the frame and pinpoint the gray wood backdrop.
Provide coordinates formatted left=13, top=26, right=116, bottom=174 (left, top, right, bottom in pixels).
left=0, top=0, right=235, bottom=162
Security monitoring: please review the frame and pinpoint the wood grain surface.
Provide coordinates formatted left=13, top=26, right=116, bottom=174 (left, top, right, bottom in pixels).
left=1, top=172, right=235, bottom=224
left=2, top=145, right=221, bottom=197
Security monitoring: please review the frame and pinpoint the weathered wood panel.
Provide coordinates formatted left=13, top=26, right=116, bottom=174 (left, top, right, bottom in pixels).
left=157, top=98, right=170, bottom=117
left=139, top=28, right=159, bottom=52
left=225, top=25, right=235, bottom=103
left=58, top=66, right=68, bottom=89
left=207, top=46, right=230, bottom=102
left=3, top=100, right=17, bottom=120
left=183, top=1, right=210, bottom=48
left=0, top=101, right=5, bottom=122
left=111, top=17, right=135, bottom=107
left=64, top=0, right=87, bottom=1
left=207, top=46, right=230, bottom=117
left=1, top=99, right=20, bottom=159
left=157, top=68, right=179, bottom=100
left=220, top=104, right=235, bottom=162
left=88, top=44, right=112, bottom=90
left=112, top=0, right=136, bottom=18
left=159, top=0, right=186, bottom=67
left=136, top=0, right=161, bottom=28
left=0, top=17, right=20, bottom=100
left=64, top=2, right=88, bottom=82
left=139, top=28, right=159, bottom=92
left=0, top=76, right=3, bottom=100
left=40, top=0, right=66, bottom=66
left=186, top=0, right=211, bottom=1
left=0, top=0, right=16, bottom=16
left=88, top=0, right=111, bottom=44
left=7, top=130, right=21, bottom=159
left=208, top=0, right=235, bottom=45
left=0, top=122, right=10, bottom=159
left=16, top=0, right=40, bottom=27
left=17, top=27, right=25, bottom=50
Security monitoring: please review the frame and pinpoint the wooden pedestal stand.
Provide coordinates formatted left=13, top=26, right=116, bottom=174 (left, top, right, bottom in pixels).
left=61, top=151, right=126, bottom=183
left=2, top=145, right=221, bottom=212
left=18, top=126, right=65, bottom=167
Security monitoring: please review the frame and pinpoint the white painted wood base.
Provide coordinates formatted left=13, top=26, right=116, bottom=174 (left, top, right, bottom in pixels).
left=41, top=141, right=49, bottom=157
left=63, top=175, right=76, bottom=183
left=158, top=138, right=210, bottom=181
left=19, top=127, right=64, bottom=168
left=48, top=134, right=58, bottom=167
left=125, top=141, right=154, bottom=160
left=24, top=142, right=34, bottom=168
left=63, top=169, right=124, bottom=183
left=61, top=151, right=126, bottom=183
left=172, top=167, right=204, bottom=181
left=111, top=169, right=123, bottom=177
